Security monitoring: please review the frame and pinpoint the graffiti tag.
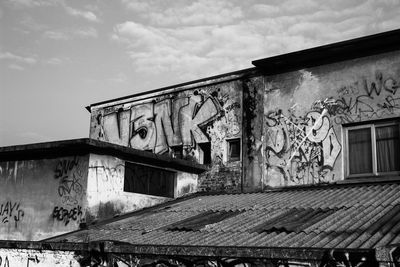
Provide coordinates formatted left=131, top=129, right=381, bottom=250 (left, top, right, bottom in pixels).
left=52, top=206, right=83, bottom=226
left=0, top=201, right=24, bottom=228
left=54, top=157, right=84, bottom=206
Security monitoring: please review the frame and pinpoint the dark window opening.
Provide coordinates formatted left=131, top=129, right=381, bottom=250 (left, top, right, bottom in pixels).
left=347, top=120, right=400, bottom=176
left=199, top=142, right=211, bottom=164
left=124, top=162, right=175, bottom=198
left=171, top=146, right=183, bottom=159
left=228, top=138, right=241, bottom=161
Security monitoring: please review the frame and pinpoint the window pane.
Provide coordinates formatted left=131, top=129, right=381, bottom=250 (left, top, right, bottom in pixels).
left=376, top=125, right=400, bottom=172
left=348, top=128, right=372, bottom=174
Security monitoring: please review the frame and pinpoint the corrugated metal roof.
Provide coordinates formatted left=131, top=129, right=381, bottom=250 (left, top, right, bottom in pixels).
left=48, top=181, right=400, bottom=249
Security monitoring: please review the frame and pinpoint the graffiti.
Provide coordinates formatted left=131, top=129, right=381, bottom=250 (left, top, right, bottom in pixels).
left=54, top=157, right=80, bottom=179
left=89, top=163, right=125, bottom=192
left=0, top=254, right=47, bottom=267
left=90, top=164, right=124, bottom=182
left=99, top=93, right=222, bottom=155
left=0, top=201, right=24, bottom=228
left=265, top=103, right=341, bottom=185
left=73, top=249, right=382, bottom=267
left=54, top=157, right=84, bottom=206
left=225, top=102, right=240, bottom=112
left=0, top=256, right=9, bottom=267
left=320, top=250, right=377, bottom=267
left=52, top=205, right=83, bottom=226
left=331, top=73, right=400, bottom=124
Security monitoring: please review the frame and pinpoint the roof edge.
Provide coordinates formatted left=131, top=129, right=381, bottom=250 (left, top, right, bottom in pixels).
left=0, top=240, right=376, bottom=260
left=0, top=138, right=208, bottom=174
left=86, top=67, right=257, bottom=112
left=252, top=28, right=400, bottom=74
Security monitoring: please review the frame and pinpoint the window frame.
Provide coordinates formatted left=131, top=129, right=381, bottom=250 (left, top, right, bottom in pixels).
left=198, top=142, right=212, bottom=165
left=123, top=161, right=177, bottom=198
left=344, top=120, right=400, bottom=178
left=226, top=138, right=241, bottom=162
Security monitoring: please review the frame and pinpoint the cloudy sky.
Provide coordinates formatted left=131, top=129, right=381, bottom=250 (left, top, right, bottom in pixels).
left=1, top=0, right=399, bottom=146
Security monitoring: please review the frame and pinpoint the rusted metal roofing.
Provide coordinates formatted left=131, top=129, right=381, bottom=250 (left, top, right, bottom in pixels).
left=47, top=181, right=400, bottom=250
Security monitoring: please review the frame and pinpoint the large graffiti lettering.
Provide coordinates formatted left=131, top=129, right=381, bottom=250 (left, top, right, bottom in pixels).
left=54, top=157, right=84, bottom=206
left=265, top=101, right=341, bottom=185
left=0, top=201, right=24, bottom=228
left=100, top=94, right=221, bottom=155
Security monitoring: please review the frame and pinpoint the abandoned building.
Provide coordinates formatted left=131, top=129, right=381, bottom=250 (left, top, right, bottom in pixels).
left=0, top=29, right=400, bottom=266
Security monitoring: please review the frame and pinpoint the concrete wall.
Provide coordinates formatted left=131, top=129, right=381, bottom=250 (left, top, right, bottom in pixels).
left=0, top=152, right=199, bottom=239
left=90, top=80, right=243, bottom=192
left=262, top=51, right=400, bottom=187
left=87, top=153, right=171, bottom=222
left=0, top=248, right=79, bottom=267
left=0, top=155, right=89, bottom=241
left=0, top=245, right=392, bottom=267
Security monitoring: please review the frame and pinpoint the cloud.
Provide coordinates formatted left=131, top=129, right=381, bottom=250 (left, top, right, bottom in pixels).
left=64, top=5, right=99, bottom=22
left=19, top=16, right=49, bottom=31
left=73, top=27, right=98, bottom=38
left=120, top=0, right=150, bottom=12
left=5, top=0, right=59, bottom=8
left=0, top=52, right=37, bottom=65
left=8, top=64, right=25, bottom=71
left=121, top=0, right=243, bottom=26
left=45, top=57, right=71, bottom=65
left=43, top=27, right=98, bottom=40
left=43, top=30, right=70, bottom=40
left=112, top=0, right=400, bottom=84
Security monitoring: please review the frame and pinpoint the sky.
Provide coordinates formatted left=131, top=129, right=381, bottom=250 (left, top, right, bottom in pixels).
left=1, top=0, right=399, bottom=146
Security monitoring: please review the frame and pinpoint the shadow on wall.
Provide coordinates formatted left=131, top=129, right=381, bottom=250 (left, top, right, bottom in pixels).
left=86, top=202, right=124, bottom=224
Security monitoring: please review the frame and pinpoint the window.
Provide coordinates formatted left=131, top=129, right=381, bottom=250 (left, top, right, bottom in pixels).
left=171, top=146, right=183, bottom=159
left=124, top=162, right=175, bottom=197
left=345, top=120, right=400, bottom=177
left=198, top=142, right=211, bottom=164
left=227, top=138, right=241, bottom=162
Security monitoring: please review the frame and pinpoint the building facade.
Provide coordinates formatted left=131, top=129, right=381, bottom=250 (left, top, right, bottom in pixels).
left=0, top=139, right=205, bottom=241
left=87, top=29, right=400, bottom=192
left=0, top=29, right=399, bottom=266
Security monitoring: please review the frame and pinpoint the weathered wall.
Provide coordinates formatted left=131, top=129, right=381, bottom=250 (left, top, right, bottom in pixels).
left=0, top=248, right=79, bottom=266
left=87, top=153, right=168, bottom=222
left=86, top=153, right=198, bottom=222
left=0, top=155, right=89, bottom=240
left=0, top=245, right=391, bottom=267
left=242, top=76, right=265, bottom=192
left=263, top=51, right=400, bottom=187
left=90, top=81, right=243, bottom=192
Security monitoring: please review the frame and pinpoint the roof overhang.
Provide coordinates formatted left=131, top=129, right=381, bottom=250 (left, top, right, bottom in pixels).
left=0, top=240, right=380, bottom=262
left=252, top=28, right=400, bottom=75
left=0, top=138, right=208, bottom=174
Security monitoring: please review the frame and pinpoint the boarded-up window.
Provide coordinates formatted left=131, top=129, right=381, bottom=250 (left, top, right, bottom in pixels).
left=124, top=162, right=175, bottom=198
